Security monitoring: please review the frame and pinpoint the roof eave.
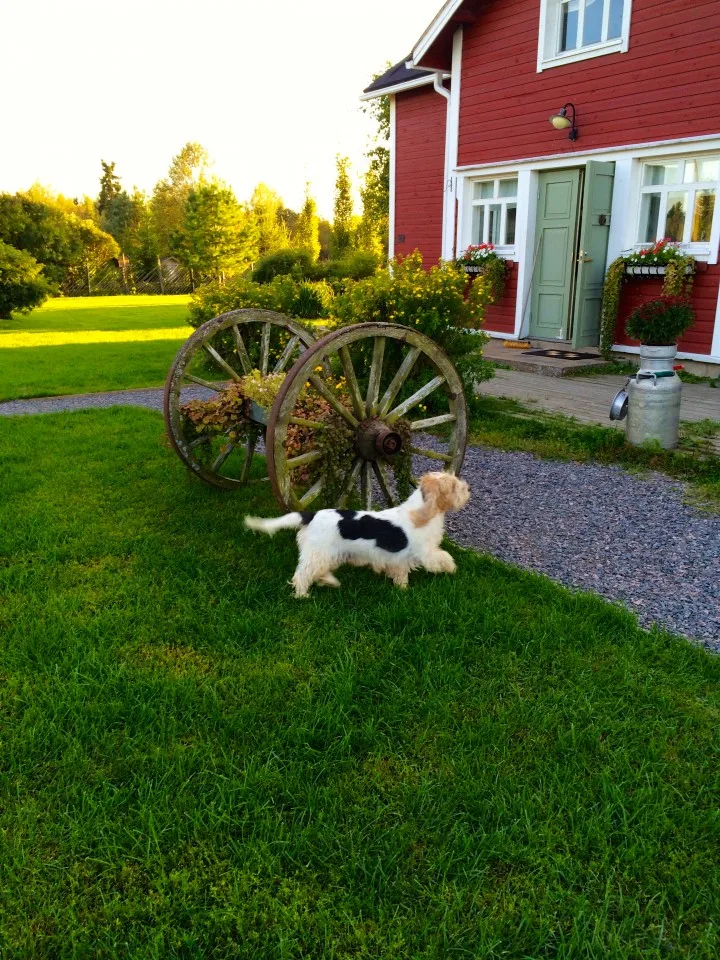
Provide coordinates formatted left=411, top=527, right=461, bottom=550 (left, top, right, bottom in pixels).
left=360, top=73, right=449, bottom=101
left=410, top=0, right=465, bottom=67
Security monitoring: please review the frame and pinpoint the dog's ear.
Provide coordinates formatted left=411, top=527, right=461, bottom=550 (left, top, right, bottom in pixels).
left=411, top=473, right=454, bottom=527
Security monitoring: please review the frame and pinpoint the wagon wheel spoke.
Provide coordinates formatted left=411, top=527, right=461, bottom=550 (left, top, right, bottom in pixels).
left=287, top=450, right=324, bottom=470
left=257, top=323, right=270, bottom=376
left=273, top=335, right=300, bottom=374
left=337, top=457, right=363, bottom=508
left=288, top=416, right=327, bottom=430
left=410, top=413, right=456, bottom=430
left=410, top=446, right=453, bottom=464
left=361, top=461, right=373, bottom=510
left=308, top=375, right=359, bottom=429
left=300, top=477, right=325, bottom=509
left=231, top=325, right=252, bottom=374
left=183, top=373, right=227, bottom=392
left=190, top=435, right=211, bottom=450
left=373, top=461, right=397, bottom=506
left=203, top=343, right=242, bottom=382
left=386, top=375, right=446, bottom=423
left=378, top=346, right=421, bottom=416
left=339, top=345, right=365, bottom=421
left=239, top=432, right=257, bottom=484
left=365, top=337, right=385, bottom=417
left=212, top=441, right=236, bottom=473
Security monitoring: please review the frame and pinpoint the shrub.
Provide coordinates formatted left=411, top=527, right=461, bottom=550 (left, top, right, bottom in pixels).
left=0, top=241, right=54, bottom=319
left=189, top=276, right=280, bottom=327
left=625, top=296, right=695, bottom=346
left=251, top=248, right=314, bottom=284
left=189, top=274, right=333, bottom=328
left=335, top=251, right=495, bottom=396
left=310, top=251, right=380, bottom=283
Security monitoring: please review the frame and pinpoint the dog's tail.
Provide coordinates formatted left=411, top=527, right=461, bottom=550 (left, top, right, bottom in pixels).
left=244, top=513, right=305, bottom=536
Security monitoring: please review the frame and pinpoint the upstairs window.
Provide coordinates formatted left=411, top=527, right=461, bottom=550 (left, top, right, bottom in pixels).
left=637, top=156, right=720, bottom=253
left=538, top=0, right=632, bottom=70
left=470, top=178, right=518, bottom=250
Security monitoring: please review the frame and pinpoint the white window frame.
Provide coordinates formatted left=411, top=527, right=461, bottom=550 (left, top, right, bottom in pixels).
left=537, top=0, right=633, bottom=72
left=467, top=176, right=519, bottom=256
left=635, top=155, right=720, bottom=258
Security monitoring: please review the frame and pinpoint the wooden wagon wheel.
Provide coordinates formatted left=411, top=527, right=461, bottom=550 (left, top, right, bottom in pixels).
left=164, top=309, right=316, bottom=489
left=266, top=323, right=468, bottom=511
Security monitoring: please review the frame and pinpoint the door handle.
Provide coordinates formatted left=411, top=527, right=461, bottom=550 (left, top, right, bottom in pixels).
left=577, top=250, right=593, bottom=263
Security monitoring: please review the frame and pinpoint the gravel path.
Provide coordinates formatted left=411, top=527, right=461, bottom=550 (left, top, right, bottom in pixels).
left=3, top=389, right=718, bottom=648
left=416, top=443, right=720, bottom=650
left=0, top=386, right=205, bottom=417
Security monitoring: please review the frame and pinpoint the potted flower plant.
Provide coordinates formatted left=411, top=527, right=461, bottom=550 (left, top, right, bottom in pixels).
left=456, top=243, right=507, bottom=300
left=625, top=295, right=695, bottom=367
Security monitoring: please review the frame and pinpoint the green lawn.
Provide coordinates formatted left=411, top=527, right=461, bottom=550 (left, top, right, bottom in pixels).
left=1, top=407, right=718, bottom=958
left=0, top=296, right=191, bottom=401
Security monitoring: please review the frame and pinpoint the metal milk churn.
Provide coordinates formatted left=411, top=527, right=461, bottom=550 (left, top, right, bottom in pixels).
left=626, top=345, right=682, bottom=449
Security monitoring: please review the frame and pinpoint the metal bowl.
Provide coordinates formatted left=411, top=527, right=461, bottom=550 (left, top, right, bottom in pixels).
left=609, top=388, right=629, bottom=421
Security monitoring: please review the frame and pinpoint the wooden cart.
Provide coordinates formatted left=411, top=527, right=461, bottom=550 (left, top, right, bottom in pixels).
left=164, top=309, right=468, bottom=511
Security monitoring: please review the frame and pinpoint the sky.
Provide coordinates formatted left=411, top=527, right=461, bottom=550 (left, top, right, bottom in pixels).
left=1, top=0, right=443, bottom=219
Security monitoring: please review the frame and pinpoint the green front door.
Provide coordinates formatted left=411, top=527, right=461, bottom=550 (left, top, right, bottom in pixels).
left=571, top=161, right=615, bottom=348
left=529, top=169, right=581, bottom=340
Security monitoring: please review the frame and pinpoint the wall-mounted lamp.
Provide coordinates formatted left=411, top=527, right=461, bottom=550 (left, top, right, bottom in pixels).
left=549, top=103, right=578, bottom=141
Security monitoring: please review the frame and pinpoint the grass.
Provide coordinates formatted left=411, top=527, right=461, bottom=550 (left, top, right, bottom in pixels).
left=469, top=396, right=720, bottom=508
left=566, top=359, right=719, bottom=386
left=1, top=406, right=719, bottom=958
left=0, top=296, right=191, bottom=401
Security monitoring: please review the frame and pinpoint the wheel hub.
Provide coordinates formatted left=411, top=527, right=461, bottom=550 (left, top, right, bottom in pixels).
left=355, top=419, right=402, bottom=461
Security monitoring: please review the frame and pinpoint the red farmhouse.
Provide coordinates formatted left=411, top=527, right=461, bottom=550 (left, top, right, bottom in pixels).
left=362, top=0, right=720, bottom=369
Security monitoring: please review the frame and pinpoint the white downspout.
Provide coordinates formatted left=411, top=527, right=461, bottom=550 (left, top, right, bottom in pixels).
left=433, top=73, right=452, bottom=263
left=388, top=95, right=396, bottom=263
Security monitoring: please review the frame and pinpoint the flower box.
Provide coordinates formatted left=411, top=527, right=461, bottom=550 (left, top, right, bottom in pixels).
left=462, top=265, right=486, bottom=274
left=624, top=264, right=694, bottom=277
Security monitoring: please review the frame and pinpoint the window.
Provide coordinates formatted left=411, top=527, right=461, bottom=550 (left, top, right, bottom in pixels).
left=539, top=0, right=631, bottom=70
left=470, top=178, right=518, bottom=249
left=637, top=157, right=719, bottom=250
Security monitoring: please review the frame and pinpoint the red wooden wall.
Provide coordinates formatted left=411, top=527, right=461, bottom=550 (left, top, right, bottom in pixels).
left=458, top=0, right=720, bottom=167
left=615, top=266, right=719, bottom=355
left=483, top=261, right=518, bottom=334
left=394, top=86, right=447, bottom=265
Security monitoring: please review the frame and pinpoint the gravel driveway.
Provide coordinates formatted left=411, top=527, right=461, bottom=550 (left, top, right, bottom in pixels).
left=429, top=444, right=720, bottom=650
left=3, top=389, right=718, bottom=649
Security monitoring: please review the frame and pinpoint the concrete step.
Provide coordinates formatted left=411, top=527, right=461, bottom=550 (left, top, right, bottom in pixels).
left=484, top=338, right=609, bottom=377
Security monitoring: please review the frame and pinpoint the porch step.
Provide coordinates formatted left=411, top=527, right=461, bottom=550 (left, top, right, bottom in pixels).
left=483, top=338, right=609, bottom=377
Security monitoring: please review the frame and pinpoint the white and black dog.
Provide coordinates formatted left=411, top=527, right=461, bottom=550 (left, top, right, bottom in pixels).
left=245, top=471, right=470, bottom=597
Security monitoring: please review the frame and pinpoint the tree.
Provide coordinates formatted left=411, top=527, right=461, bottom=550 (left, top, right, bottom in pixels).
left=97, top=161, right=122, bottom=216
left=0, top=194, right=118, bottom=288
left=249, top=183, right=289, bottom=256
left=318, top=218, right=332, bottom=261
left=357, top=144, right=389, bottom=257
left=358, top=71, right=391, bottom=258
left=25, top=183, right=98, bottom=223
left=331, top=156, right=355, bottom=260
left=0, top=240, right=53, bottom=319
left=293, top=182, right=320, bottom=261
left=172, top=182, right=258, bottom=282
left=151, top=142, right=210, bottom=256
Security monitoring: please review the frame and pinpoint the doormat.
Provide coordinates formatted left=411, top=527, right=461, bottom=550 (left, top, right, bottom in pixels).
left=523, top=349, right=600, bottom=360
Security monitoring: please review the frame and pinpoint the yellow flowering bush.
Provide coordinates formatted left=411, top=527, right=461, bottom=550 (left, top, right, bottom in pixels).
left=335, top=251, right=494, bottom=394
